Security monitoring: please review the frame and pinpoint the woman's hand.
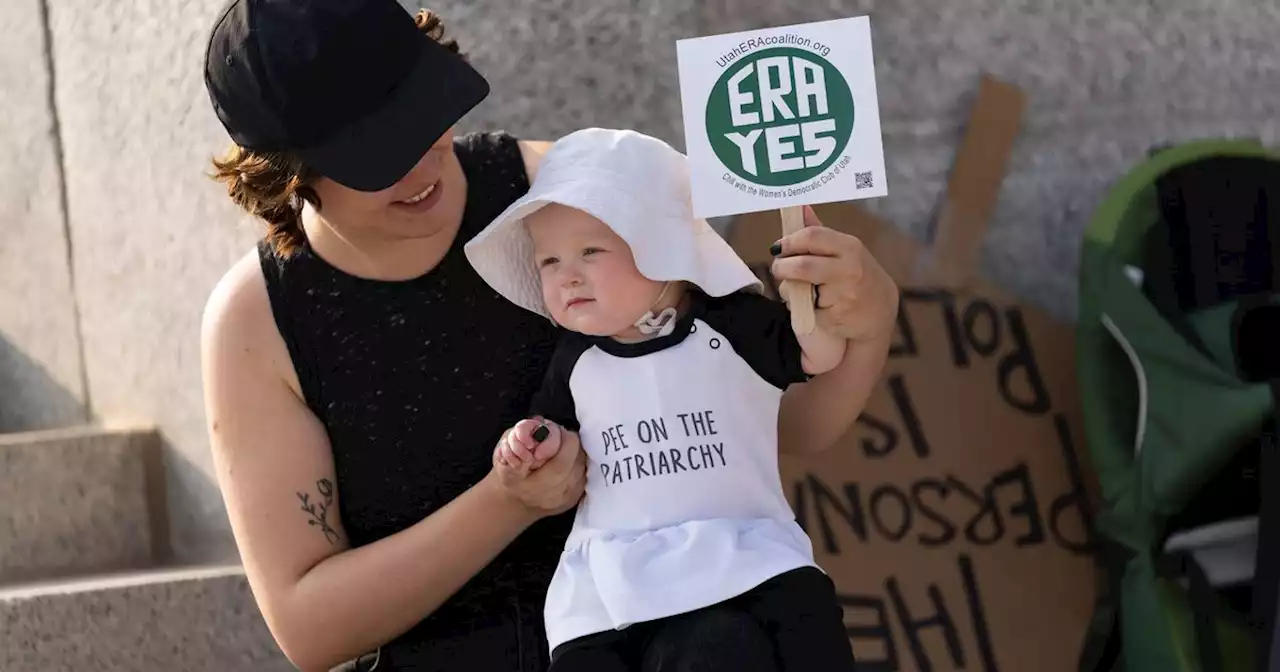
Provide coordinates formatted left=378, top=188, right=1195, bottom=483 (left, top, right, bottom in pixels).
left=770, top=205, right=899, bottom=345
left=489, top=423, right=586, bottom=518
left=770, top=205, right=899, bottom=456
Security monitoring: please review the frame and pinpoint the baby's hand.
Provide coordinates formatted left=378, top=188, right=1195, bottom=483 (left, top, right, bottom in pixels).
left=495, top=417, right=563, bottom=474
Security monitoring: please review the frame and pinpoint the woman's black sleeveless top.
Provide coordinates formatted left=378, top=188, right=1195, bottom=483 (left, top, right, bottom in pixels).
left=258, top=131, right=574, bottom=671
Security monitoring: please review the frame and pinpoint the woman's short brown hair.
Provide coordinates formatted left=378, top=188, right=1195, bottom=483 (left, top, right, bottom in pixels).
left=209, top=9, right=463, bottom=257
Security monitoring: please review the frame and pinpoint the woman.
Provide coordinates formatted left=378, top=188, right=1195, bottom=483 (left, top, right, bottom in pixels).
left=198, top=1, right=899, bottom=671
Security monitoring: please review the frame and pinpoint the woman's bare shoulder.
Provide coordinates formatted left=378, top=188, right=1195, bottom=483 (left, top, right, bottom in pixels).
left=201, top=248, right=298, bottom=391
left=517, top=139, right=555, bottom=182
left=204, top=249, right=269, bottom=340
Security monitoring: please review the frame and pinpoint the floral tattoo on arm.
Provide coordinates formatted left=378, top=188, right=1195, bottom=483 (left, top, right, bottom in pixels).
left=297, top=478, right=340, bottom=545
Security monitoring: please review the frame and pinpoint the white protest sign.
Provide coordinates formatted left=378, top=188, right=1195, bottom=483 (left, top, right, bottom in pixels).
left=676, top=16, right=888, bottom=221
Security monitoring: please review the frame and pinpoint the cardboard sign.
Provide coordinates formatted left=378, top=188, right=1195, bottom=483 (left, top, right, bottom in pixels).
left=732, top=201, right=1098, bottom=672
left=728, top=76, right=1100, bottom=671
left=676, top=17, right=888, bottom=220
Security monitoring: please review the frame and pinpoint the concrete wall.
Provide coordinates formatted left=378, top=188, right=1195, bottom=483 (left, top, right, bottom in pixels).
left=701, top=0, right=1280, bottom=316
left=0, top=0, right=86, bottom=432
left=44, top=0, right=260, bottom=562
left=452, top=0, right=1280, bottom=319
left=3, top=0, right=1278, bottom=562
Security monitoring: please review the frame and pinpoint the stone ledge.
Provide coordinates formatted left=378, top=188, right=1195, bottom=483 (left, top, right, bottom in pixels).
left=0, top=425, right=162, bottom=584
left=0, top=564, right=291, bottom=672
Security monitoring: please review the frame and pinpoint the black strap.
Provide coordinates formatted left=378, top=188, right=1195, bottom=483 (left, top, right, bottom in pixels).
left=256, top=239, right=328, bottom=423
left=1232, top=301, right=1280, bottom=669
left=1251, top=383, right=1280, bottom=671
left=1077, top=537, right=1129, bottom=672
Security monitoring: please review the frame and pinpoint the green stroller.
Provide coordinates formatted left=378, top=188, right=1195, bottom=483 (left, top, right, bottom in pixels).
left=1075, top=139, right=1280, bottom=672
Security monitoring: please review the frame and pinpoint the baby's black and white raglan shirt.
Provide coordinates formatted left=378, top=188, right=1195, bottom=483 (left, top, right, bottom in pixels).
left=531, top=288, right=822, bottom=651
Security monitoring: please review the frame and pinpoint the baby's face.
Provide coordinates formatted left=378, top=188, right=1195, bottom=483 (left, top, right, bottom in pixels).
left=527, top=203, right=665, bottom=337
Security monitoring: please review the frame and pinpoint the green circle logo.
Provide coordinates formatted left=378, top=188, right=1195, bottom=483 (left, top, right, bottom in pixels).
left=706, top=47, right=854, bottom=187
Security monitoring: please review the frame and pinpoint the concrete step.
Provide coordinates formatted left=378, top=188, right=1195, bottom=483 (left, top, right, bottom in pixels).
left=0, top=425, right=161, bottom=584
left=0, top=564, right=291, bottom=671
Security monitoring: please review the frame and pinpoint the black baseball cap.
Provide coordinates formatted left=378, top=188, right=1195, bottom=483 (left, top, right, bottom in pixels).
left=203, top=0, right=489, bottom=192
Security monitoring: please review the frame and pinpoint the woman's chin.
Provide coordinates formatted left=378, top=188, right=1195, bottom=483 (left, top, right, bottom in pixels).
left=383, top=188, right=464, bottom=240
left=382, top=209, right=454, bottom=241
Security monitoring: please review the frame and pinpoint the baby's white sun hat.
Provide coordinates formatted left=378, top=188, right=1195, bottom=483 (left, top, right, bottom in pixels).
left=463, top=127, right=761, bottom=321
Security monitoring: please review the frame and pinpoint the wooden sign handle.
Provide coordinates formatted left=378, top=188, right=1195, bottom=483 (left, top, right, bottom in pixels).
left=779, top=205, right=816, bottom=335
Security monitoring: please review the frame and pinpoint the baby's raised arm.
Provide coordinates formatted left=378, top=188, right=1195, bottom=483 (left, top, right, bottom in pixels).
left=796, top=324, right=846, bottom=375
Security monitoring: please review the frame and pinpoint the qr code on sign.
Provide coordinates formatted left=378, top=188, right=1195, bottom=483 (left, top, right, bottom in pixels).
left=855, top=171, right=874, bottom=190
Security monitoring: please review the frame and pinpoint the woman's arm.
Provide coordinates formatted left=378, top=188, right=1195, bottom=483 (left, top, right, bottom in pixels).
left=779, top=331, right=891, bottom=455
left=518, top=139, right=554, bottom=181
left=202, top=253, right=580, bottom=672
left=771, top=207, right=900, bottom=456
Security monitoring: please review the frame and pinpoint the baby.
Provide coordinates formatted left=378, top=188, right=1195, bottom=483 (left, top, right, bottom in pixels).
left=464, top=128, right=856, bottom=671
